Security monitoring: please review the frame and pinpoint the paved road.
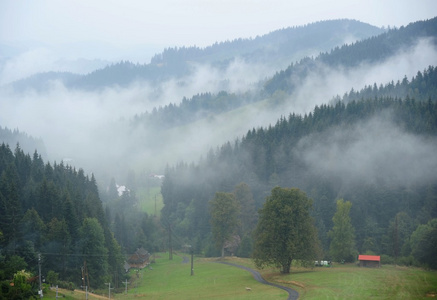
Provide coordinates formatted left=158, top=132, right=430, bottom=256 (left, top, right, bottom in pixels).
left=216, top=261, right=299, bottom=300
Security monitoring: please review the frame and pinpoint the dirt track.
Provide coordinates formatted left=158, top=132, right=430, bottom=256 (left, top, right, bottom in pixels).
left=52, top=287, right=108, bottom=299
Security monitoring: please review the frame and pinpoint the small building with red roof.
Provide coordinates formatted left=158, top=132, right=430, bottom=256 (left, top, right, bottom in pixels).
left=358, top=255, right=381, bottom=268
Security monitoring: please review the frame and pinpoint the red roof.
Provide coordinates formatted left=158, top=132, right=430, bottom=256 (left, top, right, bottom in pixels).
left=358, top=255, right=380, bottom=261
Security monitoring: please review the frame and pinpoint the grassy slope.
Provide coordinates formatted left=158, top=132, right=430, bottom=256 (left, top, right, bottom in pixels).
left=126, top=254, right=286, bottom=299
left=44, top=256, right=437, bottom=299
left=273, top=263, right=437, bottom=300
left=137, top=185, right=163, bottom=217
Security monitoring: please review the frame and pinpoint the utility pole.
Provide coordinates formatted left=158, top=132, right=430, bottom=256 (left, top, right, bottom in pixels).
left=82, top=260, right=90, bottom=292
left=38, top=253, right=43, bottom=298
left=169, top=225, right=173, bottom=260
left=122, top=279, right=130, bottom=294
left=191, top=247, right=194, bottom=276
left=105, top=282, right=114, bottom=300
left=81, top=285, right=88, bottom=300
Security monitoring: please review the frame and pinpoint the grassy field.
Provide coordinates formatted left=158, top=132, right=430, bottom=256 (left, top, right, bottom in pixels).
left=136, top=186, right=163, bottom=217
left=124, top=253, right=286, bottom=299
left=269, top=263, right=437, bottom=300
left=44, top=255, right=437, bottom=299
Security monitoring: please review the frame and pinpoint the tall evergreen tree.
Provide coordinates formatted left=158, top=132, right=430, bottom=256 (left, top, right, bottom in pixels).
left=0, top=164, right=22, bottom=252
left=79, top=218, right=108, bottom=288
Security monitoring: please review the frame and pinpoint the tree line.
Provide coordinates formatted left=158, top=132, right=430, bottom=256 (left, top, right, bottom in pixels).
left=160, top=91, right=437, bottom=269
left=335, top=66, right=437, bottom=104
left=264, top=17, right=437, bottom=95
left=0, top=144, right=124, bottom=296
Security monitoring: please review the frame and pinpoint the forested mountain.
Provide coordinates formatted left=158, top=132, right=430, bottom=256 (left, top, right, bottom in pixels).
left=264, top=17, right=437, bottom=94
left=9, top=72, right=81, bottom=93
left=0, top=126, right=47, bottom=159
left=6, top=19, right=383, bottom=91
left=131, top=91, right=259, bottom=129
left=0, top=144, right=124, bottom=294
left=334, top=66, right=437, bottom=103
left=149, top=19, right=383, bottom=68
left=1, top=16, right=436, bottom=299
left=160, top=70, right=437, bottom=266
left=130, top=18, right=436, bottom=132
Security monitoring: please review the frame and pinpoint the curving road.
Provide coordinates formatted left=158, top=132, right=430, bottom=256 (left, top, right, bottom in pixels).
left=216, top=261, right=299, bottom=300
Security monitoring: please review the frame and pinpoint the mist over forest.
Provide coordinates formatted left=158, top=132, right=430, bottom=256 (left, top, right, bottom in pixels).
left=1, top=16, right=437, bottom=293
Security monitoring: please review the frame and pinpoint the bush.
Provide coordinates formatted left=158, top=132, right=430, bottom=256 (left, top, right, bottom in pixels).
left=380, top=254, right=394, bottom=265
left=57, top=280, right=76, bottom=291
left=397, top=256, right=416, bottom=267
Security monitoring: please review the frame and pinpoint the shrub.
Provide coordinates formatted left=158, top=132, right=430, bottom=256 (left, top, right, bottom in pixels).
left=57, top=280, right=76, bottom=291
left=380, top=254, right=394, bottom=265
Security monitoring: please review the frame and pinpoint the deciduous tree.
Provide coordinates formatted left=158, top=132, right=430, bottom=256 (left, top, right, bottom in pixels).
left=253, top=187, right=318, bottom=274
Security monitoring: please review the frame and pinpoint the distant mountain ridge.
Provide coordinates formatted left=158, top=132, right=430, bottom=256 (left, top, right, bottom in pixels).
left=6, top=19, right=383, bottom=91
left=150, top=19, right=383, bottom=67
left=131, top=18, right=437, bottom=131
left=264, top=17, right=437, bottom=95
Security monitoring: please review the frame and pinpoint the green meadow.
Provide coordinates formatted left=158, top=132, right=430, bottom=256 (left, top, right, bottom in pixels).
left=137, top=186, right=163, bottom=217
left=45, top=255, right=437, bottom=299
left=270, top=263, right=437, bottom=300
left=124, top=254, right=286, bottom=299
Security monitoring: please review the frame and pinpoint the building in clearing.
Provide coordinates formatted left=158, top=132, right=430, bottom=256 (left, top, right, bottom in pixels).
left=126, top=247, right=150, bottom=270
left=358, top=255, right=381, bottom=267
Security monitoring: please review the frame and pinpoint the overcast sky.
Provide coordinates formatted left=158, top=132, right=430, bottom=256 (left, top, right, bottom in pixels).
left=1, top=0, right=436, bottom=63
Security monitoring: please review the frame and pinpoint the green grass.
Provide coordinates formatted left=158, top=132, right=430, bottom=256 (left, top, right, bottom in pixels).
left=136, top=186, right=163, bottom=217
left=125, top=253, right=287, bottom=299
left=271, top=263, right=437, bottom=300
left=43, top=257, right=437, bottom=299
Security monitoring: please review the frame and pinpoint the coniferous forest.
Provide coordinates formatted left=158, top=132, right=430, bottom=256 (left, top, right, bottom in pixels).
left=0, top=145, right=124, bottom=293
left=1, top=16, right=437, bottom=297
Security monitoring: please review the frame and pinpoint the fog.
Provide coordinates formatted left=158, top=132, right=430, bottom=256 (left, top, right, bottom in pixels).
left=0, top=37, right=436, bottom=185
left=281, top=38, right=437, bottom=115
left=0, top=47, right=113, bottom=86
left=296, top=111, right=437, bottom=188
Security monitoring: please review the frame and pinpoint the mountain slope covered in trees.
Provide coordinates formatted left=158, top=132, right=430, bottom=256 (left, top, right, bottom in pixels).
left=130, top=18, right=436, bottom=133
left=1, top=17, right=437, bottom=299
left=0, top=126, right=47, bottom=159
left=0, top=144, right=123, bottom=292
left=160, top=68, right=437, bottom=266
left=7, top=19, right=383, bottom=91
left=264, top=17, right=437, bottom=94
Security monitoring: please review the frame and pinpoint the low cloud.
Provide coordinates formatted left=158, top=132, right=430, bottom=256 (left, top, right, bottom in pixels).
left=1, top=38, right=435, bottom=185
left=296, top=112, right=437, bottom=187
left=281, top=38, right=437, bottom=114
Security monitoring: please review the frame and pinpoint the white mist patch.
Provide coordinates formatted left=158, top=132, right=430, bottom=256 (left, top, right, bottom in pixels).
left=1, top=37, right=435, bottom=183
left=296, top=113, right=437, bottom=187
left=175, top=58, right=274, bottom=96
left=0, top=47, right=110, bottom=85
left=281, top=38, right=437, bottom=114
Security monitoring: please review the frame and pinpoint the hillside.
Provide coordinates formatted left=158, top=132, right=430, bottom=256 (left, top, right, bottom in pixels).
left=130, top=18, right=436, bottom=134
left=7, top=19, right=383, bottom=91
left=159, top=54, right=437, bottom=265
left=264, top=17, right=437, bottom=94
left=0, top=126, right=47, bottom=158
left=0, top=144, right=125, bottom=293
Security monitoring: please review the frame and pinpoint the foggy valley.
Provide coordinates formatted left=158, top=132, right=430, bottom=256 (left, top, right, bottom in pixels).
left=1, top=4, right=437, bottom=298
